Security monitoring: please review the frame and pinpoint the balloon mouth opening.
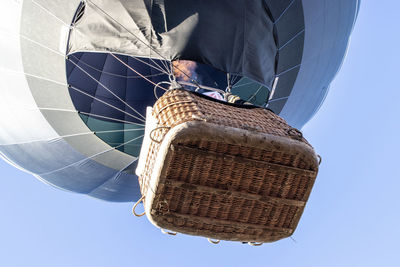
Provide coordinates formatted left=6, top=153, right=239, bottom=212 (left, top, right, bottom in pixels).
left=64, top=2, right=271, bottom=158
left=65, top=51, right=269, bottom=158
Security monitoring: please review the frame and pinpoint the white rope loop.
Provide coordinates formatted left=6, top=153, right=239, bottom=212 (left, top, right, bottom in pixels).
left=154, top=81, right=172, bottom=99
left=248, top=242, right=263, bottom=247
left=207, top=239, right=220, bottom=245
left=149, top=126, right=171, bottom=144
left=318, top=155, right=322, bottom=165
left=161, top=229, right=177, bottom=236
left=132, top=195, right=146, bottom=217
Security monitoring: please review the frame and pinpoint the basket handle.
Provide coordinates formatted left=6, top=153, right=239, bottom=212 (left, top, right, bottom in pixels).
left=132, top=195, right=146, bottom=217
left=161, top=229, right=177, bottom=236
left=150, top=126, right=171, bottom=144
left=248, top=242, right=263, bottom=247
left=207, top=238, right=220, bottom=245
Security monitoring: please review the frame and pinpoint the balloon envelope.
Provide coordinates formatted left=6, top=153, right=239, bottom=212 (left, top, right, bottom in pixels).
left=0, top=0, right=360, bottom=202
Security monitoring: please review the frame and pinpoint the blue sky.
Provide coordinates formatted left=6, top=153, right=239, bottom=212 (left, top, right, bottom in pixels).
left=1, top=1, right=399, bottom=266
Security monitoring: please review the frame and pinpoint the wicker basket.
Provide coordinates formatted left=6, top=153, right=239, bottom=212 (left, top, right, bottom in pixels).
left=135, top=89, right=319, bottom=243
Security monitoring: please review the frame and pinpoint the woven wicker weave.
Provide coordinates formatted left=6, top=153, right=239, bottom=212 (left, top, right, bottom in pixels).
left=136, top=89, right=319, bottom=243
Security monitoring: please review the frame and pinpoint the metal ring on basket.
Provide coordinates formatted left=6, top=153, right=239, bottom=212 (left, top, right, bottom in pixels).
left=161, top=229, right=178, bottom=236
left=150, top=126, right=171, bottom=144
left=208, top=238, right=220, bottom=245
left=317, top=155, right=322, bottom=165
left=132, top=195, right=146, bottom=217
left=248, top=242, right=263, bottom=246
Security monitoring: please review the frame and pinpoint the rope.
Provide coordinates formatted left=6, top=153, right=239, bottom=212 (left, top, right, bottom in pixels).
left=246, top=85, right=264, bottom=102
left=153, top=81, right=171, bottom=99
left=78, top=111, right=145, bottom=127
left=0, top=30, right=152, bottom=128
left=38, top=135, right=142, bottom=176
left=35, top=108, right=144, bottom=126
left=109, top=53, right=169, bottom=91
left=273, top=0, right=296, bottom=24
left=132, top=195, right=146, bottom=217
left=0, top=67, right=66, bottom=86
left=232, top=81, right=256, bottom=88
left=31, top=0, right=70, bottom=27
left=87, top=0, right=201, bottom=87
left=277, top=63, right=301, bottom=77
left=69, top=54, right=168, bottom=79
left=69, top=85, right=146, bottom=123
left=130, top=56, right=170, bottom=75
left=1, top=128, right=144, bottom=147
left=208, top=239, right=220, bottom=245
left=161, top=229, right=177, bottom=236
left=47, top=108, right=145, bottom=126
left=278, top=29, right=305, bottom=51
left=149, top=126, right=171, bottom=144
left=248, top=242, right=263, bottom=246
left=68, top=58, right=147, bottom=121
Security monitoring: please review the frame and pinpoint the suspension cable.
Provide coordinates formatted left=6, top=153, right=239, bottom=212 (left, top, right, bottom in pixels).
left=69, top=54, right=168, bottom=79
left=38, top=134, right=143, bottom=176
left=78, top=111, right=145, bottom=127
left=68, top=58, right=147, bottom=121
left=130, top=56, right=170, bottom=75
left=36, top=107, right=145, bottom=127
left=1, top=128, right=145, bottom=147
left=109, top=53, right=169, bottom=91
left=31, top=0, right=70, bottom=27
left=69, top=84, right=145, bottom=123
left=87, top=0, right=201, bottom=87
left=247, top=84, right=263, bottom=102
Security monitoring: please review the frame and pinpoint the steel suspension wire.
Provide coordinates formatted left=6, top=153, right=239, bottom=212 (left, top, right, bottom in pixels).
left=0, top=128, right=145, bottom=147
left=86, top=157, right=140, bottom=194
left=69, top=54, right=168, bottom=79
left=232, top=81, right=257, bottom=88
left=5, top=4, right=167, bottom=123
left=130, top=56, right=170, bottom=75
left=273, top=0, right=296, bottom=24
left=38, top=134, right=144, bottom=176
left=0, top=27, right=65, bottom=57
left=1, top=65, right=146, bottom=125
left=8, top=21, right=166, bottom=123
left=87, top=0, right=202, bottom=88
left=110, top=53, right=169, bottom=91
left=246, top=84, right=264, bottom=102
left=2, top=64, right=148, bottom=124
left=30, top=0, right=70, bottom=27
left=67, top=58, right=147, bottom=121
left=36, top=107, right=145, bottom=127
left=0, top=67, right=67, bottom=86
left=0, top=31, right=149, bottom=123
left=78, top=111, right=145, bottom=127
left=68, top=84, right=146, bottom=123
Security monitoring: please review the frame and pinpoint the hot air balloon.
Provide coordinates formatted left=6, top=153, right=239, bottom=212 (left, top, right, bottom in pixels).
left=0, top=0, right=359, bottom=212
